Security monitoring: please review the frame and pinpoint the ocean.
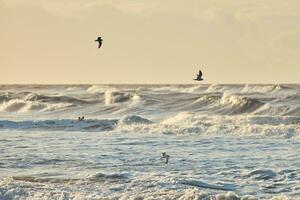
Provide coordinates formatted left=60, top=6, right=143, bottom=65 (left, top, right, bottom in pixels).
left=0, top=84, right=300, bottom=199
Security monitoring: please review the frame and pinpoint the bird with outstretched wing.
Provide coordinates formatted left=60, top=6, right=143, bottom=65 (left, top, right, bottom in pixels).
left=95, top=37, right=103, bottom=48
left=194, top=70, right=203, bottom=81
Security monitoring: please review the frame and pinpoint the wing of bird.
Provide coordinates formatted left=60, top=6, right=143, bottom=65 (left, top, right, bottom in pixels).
left=198, top=70, right=202, bottom=77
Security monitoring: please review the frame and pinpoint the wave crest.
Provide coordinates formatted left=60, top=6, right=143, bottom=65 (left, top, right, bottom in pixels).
left=116, top=113, right=300, bottom=138
left=0, top=99, right=73, bottom=113
left=119, top=115, right=153, bottom=125
left=25, top=93, right=90, bottom=104
left=105, top=91, right=140, bottom=105
left=220, top=93, right=264, bottom=114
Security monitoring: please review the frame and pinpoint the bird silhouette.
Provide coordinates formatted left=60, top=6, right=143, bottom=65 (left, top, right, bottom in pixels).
left=95, top=37, right=103, bottom=48
left=194, top=70, right=203, bottom=81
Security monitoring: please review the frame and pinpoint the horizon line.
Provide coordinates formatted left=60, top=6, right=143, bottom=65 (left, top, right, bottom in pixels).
left=0, top=82, right=299, bottom=85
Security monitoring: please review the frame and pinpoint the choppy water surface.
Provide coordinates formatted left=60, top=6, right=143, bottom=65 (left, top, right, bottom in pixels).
left=0, top=84, right=300, bottom=199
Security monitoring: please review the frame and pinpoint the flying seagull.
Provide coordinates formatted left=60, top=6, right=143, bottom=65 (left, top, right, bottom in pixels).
left=95, top=36, right=103, bottom=48
left=194, top=70, right=203, bottom=81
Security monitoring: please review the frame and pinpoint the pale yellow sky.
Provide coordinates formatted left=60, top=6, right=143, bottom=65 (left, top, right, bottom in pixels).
left=1, top=0, right=300, bottom=84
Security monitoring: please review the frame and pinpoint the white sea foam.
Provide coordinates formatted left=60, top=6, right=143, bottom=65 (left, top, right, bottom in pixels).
left=1, top=176, right=299, bottom=199
left=1, top=111, right=299, bottom=138
left=115, top=112, right=300, bottom=138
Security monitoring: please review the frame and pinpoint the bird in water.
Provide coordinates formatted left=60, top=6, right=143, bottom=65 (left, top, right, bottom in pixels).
left=95, top=36, right=103, bottom=48
left=161, top=152, right=170, bottom=164
left=194, top=70, right=203, bottom=81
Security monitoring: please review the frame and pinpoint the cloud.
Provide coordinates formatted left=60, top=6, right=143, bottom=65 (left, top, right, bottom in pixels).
left=1, top=0, right=153, bottom=17
left=234, top=0, right=300, bottom=22
left=3, top=0, right=300, bottom=23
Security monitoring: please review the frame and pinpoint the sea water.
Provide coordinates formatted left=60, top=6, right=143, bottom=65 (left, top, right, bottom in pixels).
left=0, top=84, right=300, bottom=199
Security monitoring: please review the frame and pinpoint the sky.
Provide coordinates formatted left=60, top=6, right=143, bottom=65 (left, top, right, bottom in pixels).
left=1, top=0, right=300, bottom=84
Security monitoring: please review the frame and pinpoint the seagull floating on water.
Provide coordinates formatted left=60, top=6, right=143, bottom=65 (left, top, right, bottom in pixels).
left=161, top=152, right=170, bottom=164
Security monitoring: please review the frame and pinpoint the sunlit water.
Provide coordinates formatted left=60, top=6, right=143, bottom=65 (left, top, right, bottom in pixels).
left=0, top=84, right=300, bottom=199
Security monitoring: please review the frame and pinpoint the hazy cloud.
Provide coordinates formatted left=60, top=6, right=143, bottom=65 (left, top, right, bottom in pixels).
left=1, top=0, right=300, bottom=83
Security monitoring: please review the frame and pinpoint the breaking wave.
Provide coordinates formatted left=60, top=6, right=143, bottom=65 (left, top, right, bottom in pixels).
left=0, top=92, right=99, bottom=113
left=220, top=93, right=265, bottom=114
left=0, top=84, right=300, bottom=137
left=1, top=84, right=300, bottom=116
left=1, top=113, right=299, bottom=138
left=190, top=93, right=264, bottom=115
left=0, top=99, right=73, bottom=113
left=24, top=93, right=92, bottom=104
left=116, top=113, right=300, bottom=138
left=104, top=90, right=140, bottom=105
